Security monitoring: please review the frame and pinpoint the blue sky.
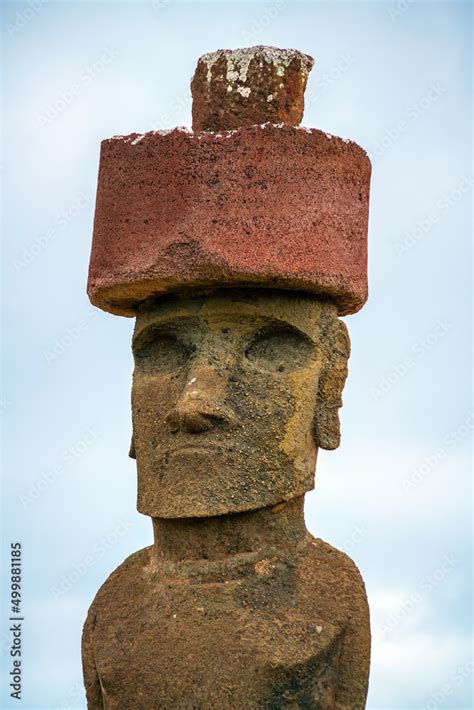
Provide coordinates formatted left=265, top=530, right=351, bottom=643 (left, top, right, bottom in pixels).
left=1, top=1, right=472, bottom=708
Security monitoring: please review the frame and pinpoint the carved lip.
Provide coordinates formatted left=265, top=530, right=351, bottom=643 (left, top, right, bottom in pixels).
left=168, top=444, right=216, bottom=456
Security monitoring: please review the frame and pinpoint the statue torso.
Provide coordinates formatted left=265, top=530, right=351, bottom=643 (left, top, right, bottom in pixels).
left=85, top=535, right=360, bottom=709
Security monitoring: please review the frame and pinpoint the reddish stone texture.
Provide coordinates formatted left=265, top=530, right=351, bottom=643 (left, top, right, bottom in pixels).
left=191, top=46, right=314, bottom=131
left=87, top=124, right=371, bottom=317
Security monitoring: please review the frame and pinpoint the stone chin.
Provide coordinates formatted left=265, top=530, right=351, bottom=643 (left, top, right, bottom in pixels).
left=136, top=445, right=319, bottom=519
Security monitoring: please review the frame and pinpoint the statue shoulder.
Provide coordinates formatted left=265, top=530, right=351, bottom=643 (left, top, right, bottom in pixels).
left=85, top=545, right=153, bottom=618
left=303, top=534, right=367, bottom=591
left=300, top=535, right=369, bottom=628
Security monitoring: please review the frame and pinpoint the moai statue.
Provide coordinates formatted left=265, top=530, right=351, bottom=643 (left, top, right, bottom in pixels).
left=83, top=47, right=372, bottom=709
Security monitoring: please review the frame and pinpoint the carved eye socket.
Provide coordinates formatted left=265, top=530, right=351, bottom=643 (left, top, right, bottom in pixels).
left=133, top=332, right=191, bottom=373
left=245, top=327, right=315, bottom=373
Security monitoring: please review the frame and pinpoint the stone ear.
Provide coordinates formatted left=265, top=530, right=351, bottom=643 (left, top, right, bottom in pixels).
left=313, top=318, right=350, bottom=451
left=129, top=434, right=136, bottom=459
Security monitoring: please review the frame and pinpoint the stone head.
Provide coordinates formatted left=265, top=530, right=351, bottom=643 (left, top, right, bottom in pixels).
left=130, top=288, right=350, bottom=518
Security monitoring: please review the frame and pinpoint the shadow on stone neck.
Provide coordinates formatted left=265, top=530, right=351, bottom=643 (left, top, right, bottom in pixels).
left=152, top=495, right=307, bottom=564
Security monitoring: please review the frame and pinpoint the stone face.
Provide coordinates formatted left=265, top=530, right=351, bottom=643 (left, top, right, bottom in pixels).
left=191, top=46, right=314, bottom=131
left=87, top=124, right=371, bottom=317
left=82, top=499, right=370, bottom=709
left=131, top=290, right=349, bottom=518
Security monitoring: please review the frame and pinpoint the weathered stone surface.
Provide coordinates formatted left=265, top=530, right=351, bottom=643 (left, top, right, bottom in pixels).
left=87, top=124, right=370, bottom=317
left=83, top=500, right=370, bottom=709
left=131, top=290, right=348, bottom=518
left=191, top=46, right=314, bottom=131
left=82, top=288, right=370, bottom=708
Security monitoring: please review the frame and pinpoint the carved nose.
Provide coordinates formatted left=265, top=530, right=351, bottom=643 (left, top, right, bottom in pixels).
left=165, top=369, right=236, bottom=434
left=167, top=410, right=222, bottom=434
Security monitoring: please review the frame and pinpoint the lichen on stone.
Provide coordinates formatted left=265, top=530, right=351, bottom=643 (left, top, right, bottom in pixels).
left=192, top=45, right=315, bottom=131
